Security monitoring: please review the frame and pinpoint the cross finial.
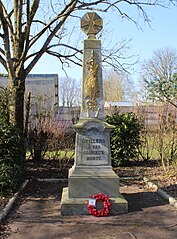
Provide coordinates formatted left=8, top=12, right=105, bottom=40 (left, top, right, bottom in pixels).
left=81, top=12, right=103, bottom=39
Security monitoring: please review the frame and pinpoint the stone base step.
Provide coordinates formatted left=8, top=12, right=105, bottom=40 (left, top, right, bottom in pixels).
left=61, top=187, right=128, bottom=216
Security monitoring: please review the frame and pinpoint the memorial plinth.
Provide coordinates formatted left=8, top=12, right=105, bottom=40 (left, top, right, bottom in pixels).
left=61, top=12, right=128, bottom=215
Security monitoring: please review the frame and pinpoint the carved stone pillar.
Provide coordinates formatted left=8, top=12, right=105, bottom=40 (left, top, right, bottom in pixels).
left=61, top=12, right=128, bottom=216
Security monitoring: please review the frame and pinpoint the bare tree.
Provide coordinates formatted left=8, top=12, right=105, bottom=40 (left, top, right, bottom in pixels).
left=103, top=69, right=125, bottom=102
left=0, top=0, right=175, bottom=132
left=103, top=68, right=134, bottom=102
left=59, top=77, right=80, bottom=107
left=140, top=47, right=177, bottom=108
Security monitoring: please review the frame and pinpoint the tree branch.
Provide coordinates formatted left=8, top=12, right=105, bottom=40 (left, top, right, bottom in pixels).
left=29, top=0, right=40, bottom=25
left=0, top=54, right=7, bottom=71
left=47, top=43, right=82, bottom=54
left=160, top=89, right=177, bottom=108
left=0, top=47, right=5, bottom=56
left=17, top=0, right=38, bottom=73
left=28, top=0, right=78, bottom=49
left=26, top=0, right=78, bottom=74
left=46, top=50, right=82, bottom=67
left=0, top=1, right=14, bottom=35
left=0, top=1, right=14, bottom=77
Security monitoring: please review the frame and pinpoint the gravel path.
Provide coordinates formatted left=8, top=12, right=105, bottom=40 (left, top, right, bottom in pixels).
left=1, top=180, right=177, bottom=239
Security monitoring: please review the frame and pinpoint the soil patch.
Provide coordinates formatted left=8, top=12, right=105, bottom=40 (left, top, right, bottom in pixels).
left=1, top=158, right=177, bottom=239
left=25, top=158, right=74, bottom=179
left=1, top=159, right=177, bottom=212
left=1, top=180, right=177, bottom=239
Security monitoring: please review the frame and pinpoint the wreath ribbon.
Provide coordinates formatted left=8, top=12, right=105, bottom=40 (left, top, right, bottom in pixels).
left=87, top=193, right=112, bottom=217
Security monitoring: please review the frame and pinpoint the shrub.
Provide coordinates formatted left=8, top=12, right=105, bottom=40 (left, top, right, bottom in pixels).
left=27, top=126, right=50, bottom=161
left=135, top=103, right=177, bottom=170
left=106, top=112, right=142, bottom=166
left=27, top=115, right=75, bottom=161
left=0, top=88, right=24, bottom=195
left=155, top=106, right=177, bottom=171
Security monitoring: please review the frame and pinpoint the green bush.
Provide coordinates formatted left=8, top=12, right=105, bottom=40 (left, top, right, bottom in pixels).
left=106, top=112, right=142, bottom=166
left=0, top=88, right=24, bottom=195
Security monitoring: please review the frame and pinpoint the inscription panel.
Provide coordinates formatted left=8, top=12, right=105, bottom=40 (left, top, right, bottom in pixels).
left=77, top=126, right=109, bottom=165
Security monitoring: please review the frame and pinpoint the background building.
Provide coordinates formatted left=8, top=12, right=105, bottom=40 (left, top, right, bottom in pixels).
left=0, top=74, right=59, bottom=117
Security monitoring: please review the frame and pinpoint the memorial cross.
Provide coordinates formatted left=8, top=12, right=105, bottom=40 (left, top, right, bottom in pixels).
left=81, top=12, right=103, bottom=39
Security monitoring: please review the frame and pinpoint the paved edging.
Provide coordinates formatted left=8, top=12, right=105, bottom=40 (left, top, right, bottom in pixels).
left=0, top=180, right=29, bottom=223
left=120, top=176, right=143, bottom=181
left=37, top=178, right=68, bottom=182
left=143, top=177, right=177, bottom=209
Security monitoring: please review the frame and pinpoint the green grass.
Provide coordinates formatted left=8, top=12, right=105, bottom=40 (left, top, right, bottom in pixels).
left=139, top=131, right=177, bottom=162
left=26, top=150, right=74, bottom=159
left=45, top=150, right=74, bottom=159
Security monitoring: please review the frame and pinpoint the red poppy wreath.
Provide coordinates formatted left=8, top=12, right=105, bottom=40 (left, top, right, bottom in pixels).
left=87, top=193, right=112, bottom=217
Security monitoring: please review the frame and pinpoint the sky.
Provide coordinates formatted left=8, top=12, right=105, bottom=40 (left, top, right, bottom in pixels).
left=30, top=3, right=177, bottom=89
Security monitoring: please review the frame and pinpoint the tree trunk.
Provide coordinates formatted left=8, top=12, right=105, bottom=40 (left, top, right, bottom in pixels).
left=8, top=75, right=26, bottom=134
left=15, top=81, right=25, bottom=133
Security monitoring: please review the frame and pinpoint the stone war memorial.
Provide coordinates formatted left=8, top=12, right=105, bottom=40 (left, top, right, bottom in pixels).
left=61, top=12, right=128, bottom=215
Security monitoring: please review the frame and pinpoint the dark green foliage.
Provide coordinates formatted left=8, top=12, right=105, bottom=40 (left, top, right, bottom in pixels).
left=0, top=88, right=24, bottom=195
left=106, top=112, right=142, bottom=166
left=0, top=87, right=9, bottom=124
